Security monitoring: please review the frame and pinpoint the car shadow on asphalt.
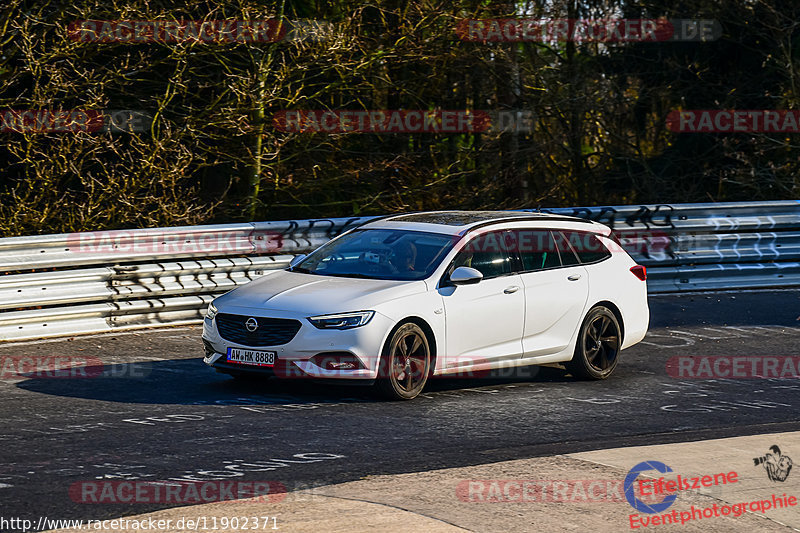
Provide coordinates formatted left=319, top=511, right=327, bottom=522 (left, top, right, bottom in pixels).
left=10, top=358, right=576, bottom=405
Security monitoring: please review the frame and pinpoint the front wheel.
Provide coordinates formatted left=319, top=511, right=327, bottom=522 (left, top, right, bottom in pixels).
left=566, top=306, right=621, bottom=380
left=375, top=322, right=431, bottom=400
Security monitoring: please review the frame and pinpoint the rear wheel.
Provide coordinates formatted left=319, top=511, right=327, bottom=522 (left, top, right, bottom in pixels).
left=566, top=306, right=621, bottom=380
left=375, top=322, right=431, bottom=400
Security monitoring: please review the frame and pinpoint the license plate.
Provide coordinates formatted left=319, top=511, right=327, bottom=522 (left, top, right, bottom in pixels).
left=226, top=348, right=276, bottom=367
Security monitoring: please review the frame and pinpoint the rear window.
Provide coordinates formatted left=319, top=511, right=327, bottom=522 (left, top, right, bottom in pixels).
left=560, top=231, right=611, bottom=264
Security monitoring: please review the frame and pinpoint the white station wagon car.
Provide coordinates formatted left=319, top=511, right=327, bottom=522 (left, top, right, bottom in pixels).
left=202, top=211, right=649, bottom=399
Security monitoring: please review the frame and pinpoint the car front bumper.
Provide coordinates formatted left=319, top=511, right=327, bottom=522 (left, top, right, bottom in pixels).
left=201, top=307, right=393, bottom=379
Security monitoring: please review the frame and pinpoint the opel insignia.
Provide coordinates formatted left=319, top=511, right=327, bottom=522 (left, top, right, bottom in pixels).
left=202, top=211, right=649, bottom=399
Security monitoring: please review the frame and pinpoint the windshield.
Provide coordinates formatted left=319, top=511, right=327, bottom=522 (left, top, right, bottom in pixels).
left=291, top=229, right=457, bottom=280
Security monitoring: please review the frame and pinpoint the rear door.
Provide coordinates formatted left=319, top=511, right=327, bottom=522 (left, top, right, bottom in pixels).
left=513, top=229, right=589, bottom=358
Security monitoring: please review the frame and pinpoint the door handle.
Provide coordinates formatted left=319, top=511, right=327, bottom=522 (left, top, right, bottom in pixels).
left=567, top=274, right=581, bottom=281
left=504, top=285, right=520, bottom=294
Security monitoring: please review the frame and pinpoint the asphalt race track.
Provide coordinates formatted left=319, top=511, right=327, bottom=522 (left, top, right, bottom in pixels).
left=1, top=290, right=799, bottom=522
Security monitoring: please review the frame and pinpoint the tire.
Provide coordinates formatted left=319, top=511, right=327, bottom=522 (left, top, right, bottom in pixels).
left=566, top=306, right=621, bottom=380
left=375, top=322, right=431, bottom=400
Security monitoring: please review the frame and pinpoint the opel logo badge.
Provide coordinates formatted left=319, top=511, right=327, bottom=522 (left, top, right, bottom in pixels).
left=245, top=317, right=259, bottom=332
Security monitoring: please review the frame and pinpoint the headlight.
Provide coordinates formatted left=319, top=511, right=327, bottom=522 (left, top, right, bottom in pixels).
left=308, top=311, right=375, bottom=330
left=205, top=303, right=218, bottom=321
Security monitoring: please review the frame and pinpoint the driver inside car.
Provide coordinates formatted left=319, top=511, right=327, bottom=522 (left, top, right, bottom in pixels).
left=391, top=240, right=417, bottom=272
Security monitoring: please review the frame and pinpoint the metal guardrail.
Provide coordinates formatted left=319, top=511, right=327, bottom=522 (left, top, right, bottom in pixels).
left=1, top=201, right=798, bottom=342
left=541, top=201, right=800, bottom=292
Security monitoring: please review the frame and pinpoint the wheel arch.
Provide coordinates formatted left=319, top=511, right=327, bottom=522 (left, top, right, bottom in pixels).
left=591, top=300, right=625, bottom=344
left=384, top=316, right=438, bottom=374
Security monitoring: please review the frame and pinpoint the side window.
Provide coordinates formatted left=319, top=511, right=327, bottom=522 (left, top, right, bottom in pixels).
left=562, top=231, right=612, bottom=264
left=553, top=231, right=580, bottom=266
left=452, top=230, right=513, bottom=279
left=513, top=229, right=560, bottom=272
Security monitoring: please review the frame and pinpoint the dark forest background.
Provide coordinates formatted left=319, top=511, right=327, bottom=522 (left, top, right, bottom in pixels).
left=0, top=0, right=798, bottom=236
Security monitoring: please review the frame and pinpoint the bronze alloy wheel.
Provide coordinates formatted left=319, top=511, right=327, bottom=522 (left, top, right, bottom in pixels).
left=376, top=322, right=431, bottom=400
left=566, top=306, right=621, bottom=380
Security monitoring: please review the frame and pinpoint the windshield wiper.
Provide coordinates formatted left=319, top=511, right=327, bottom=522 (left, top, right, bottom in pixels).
left=288, top=266, right=315, bottom=274
left=324, top=272, right=381, bottom=279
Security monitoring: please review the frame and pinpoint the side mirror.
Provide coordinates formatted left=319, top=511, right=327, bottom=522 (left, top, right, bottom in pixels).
left=449, top=266, right=483, bottom=285
left=289, top=254, right=307, bottom=269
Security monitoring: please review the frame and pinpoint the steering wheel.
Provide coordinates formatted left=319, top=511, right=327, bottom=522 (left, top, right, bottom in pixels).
left=358, top=249, right=398, bottom=274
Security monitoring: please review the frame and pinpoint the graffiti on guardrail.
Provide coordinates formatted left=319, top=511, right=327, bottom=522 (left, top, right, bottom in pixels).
left=544, top=203, right=800, bottom=266
left=543, top=204, right=677, bottom=230
left=272, top=217, right=368, bottom=250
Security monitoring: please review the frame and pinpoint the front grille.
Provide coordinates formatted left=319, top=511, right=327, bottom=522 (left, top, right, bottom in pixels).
left=215, top=313, right=302, bottom=347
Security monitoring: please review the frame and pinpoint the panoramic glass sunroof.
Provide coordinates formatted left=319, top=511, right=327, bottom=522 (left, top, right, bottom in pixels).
left=389, top=211, right=538, bottom=226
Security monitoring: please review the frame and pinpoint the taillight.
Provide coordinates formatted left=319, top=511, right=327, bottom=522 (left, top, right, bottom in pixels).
left=630, top=265, right=647, bottom=281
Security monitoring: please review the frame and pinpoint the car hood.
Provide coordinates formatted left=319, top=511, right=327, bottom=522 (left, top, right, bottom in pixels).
left=214, top=269, right=428, bottom=315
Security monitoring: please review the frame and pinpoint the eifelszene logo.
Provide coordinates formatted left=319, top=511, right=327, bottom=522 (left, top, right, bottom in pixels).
left=624, top=461, right=677, bottom=514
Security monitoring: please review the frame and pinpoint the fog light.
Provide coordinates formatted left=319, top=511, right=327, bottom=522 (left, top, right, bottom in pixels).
left=310, top=352, right=365, bottom=371
left=329, top=361, right=357, bottom=370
